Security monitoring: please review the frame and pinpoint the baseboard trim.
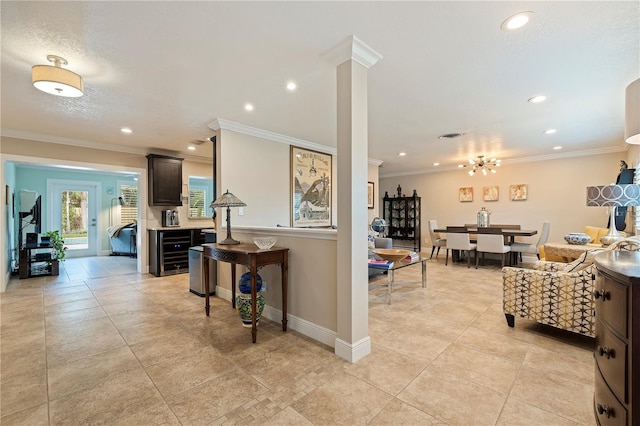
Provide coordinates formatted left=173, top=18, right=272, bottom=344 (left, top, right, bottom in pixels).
left=335, top=336, right=371, bottom=363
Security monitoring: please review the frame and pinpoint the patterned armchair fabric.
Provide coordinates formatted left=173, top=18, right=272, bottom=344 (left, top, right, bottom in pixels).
left=502, top=259, right=597, bottom=337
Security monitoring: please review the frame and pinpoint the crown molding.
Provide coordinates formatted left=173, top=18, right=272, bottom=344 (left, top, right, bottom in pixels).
left=380, top=144, right=629, bottom=178
left=321, top=35, right=383, bottom=69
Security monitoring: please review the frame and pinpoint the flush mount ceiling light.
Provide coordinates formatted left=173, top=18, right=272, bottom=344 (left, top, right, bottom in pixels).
left=459, top=155, right=501, bottom=176
left=625, top=78, right=640, bottom=144
left=501, top=11, right=534, bottom=31
left=32, top=55, right=84, bottom=97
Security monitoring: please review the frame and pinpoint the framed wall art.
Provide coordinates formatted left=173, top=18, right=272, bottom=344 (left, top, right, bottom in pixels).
left=510, top=184, right=528, bottom=201
left=459, top=187, right=473, bottom=202
left=367, top=182, right=375, bottom=209
left=483, top=186, right=499, bottom=201
left=290, top=146, right=332, bottom=227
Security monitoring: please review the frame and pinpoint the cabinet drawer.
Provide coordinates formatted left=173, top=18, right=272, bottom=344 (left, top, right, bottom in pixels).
left=595, top=320, right=628, bottom=403
left=594, top=371, right=627, bottom=426
left=596, top=276, right=628, bottom=338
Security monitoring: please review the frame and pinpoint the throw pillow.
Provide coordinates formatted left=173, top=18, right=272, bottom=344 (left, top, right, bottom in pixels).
left=563, top=249, right=603, bottom=273
left=368, top=232, right=376, bottom=249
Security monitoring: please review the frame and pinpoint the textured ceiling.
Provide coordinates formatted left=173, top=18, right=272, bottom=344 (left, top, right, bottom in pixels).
left=1, top=1, right=638, bottom=176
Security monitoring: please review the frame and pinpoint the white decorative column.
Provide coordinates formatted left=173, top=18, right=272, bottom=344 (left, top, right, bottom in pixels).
left=324, top=36, right=382, bottom=362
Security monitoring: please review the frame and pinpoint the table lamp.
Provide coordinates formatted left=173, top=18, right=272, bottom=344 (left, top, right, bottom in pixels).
left=586, top=184, right=640, bottom=245
left=210, top=190, right=246, bottom=245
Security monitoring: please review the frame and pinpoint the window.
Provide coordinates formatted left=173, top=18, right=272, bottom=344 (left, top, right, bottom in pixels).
left=119, top=183, right=138, bottom=225
left=189, top=187, right=206, bottom=218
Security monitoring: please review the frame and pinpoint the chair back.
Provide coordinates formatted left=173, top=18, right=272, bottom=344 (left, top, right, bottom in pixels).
left=536, top=221, right=551, bottom=248
left=428, top=219, right=440, bottom=241
left=477, top=227, right=507, bottom=252
left=446, top=227, right=472, bottom=250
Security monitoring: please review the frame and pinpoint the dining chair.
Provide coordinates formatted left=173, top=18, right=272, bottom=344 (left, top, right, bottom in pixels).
left=428, top=219, right=446, bottom=259
left=445, top=226, right=476, bottom=268
left=510, top=221, right=550, bottom=264
left=475, top=227, right=511, bottom=268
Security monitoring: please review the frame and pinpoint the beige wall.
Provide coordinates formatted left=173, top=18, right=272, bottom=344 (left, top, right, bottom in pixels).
left=381, top=152, right=632, bottom=249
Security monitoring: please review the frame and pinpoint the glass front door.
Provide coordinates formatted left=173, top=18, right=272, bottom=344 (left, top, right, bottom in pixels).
left=49, top=181, right=98, bottom=258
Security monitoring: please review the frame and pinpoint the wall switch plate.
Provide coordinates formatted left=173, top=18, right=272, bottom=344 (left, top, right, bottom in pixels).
left=148, top=212, right=154, bottom=220
left=238, top=207, right=244, bottom=216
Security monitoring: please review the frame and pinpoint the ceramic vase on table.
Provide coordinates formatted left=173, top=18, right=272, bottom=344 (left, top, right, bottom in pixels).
left=235, top=272, right=265, bottom=328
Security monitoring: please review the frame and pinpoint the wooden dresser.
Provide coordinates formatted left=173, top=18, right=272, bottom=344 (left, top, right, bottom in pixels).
left=594, top=250, right=640, bottom=425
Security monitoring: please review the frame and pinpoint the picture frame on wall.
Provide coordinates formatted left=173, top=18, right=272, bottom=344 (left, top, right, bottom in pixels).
left=510, top=184, right=528, bottom=201
left=459, top=187, right=473, bottom=202
left=483, top=186, right=499, bottom=201
left=367, top=182, right=375, bottom=209
left=290, top=145, right=332, bottom=227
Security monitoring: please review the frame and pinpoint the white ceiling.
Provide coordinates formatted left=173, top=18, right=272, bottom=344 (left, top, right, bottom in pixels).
left=1, top=1, right=638, bottom=176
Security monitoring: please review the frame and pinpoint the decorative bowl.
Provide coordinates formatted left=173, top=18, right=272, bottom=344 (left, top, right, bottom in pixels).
left=373, top=248, right=411, bottom=262
left=564, top=233, right=591, bottom=245
left=253, top=236, right=277, bottom=250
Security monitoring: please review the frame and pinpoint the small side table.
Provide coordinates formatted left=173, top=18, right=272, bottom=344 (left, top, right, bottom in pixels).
left=202, top=243, right=289, bottom=343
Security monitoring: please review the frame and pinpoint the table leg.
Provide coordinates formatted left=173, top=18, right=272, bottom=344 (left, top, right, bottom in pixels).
left=250, top=260, right=257, bottom=343
left=204, top=254, right=210, bottom=316
left=281, top=255, right=288, bottom=332
left=387, top=269, right=394, bottom=305
left=231, top=264, right=237, bottom=309
left=421, top=260, right=427, bottom=288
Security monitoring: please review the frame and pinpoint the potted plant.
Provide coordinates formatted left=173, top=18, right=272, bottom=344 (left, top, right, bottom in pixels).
left=43, top=230, right=66, bottom=275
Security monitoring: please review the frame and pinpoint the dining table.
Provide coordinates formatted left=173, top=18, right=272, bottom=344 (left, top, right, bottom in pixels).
left=434, top=227, right=538, bottom=244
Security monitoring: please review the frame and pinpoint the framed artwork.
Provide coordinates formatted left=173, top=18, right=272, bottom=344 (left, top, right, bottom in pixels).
left=290, top=146, right=332, bottom=227
left=483, top=186, right=499, bottom=201
left=510, top=184, right=528, bottom=201
left=367, top=182, right=375, bottom=209
left=459, top=187, right=473, bottom=202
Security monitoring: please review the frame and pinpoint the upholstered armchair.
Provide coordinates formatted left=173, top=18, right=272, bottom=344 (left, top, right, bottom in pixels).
left=502, top=251, right=600, bottom=337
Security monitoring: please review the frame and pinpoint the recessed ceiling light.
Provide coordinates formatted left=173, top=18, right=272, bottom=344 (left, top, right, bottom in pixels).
left=433, top=162, right=440, bottom=166
left=188, top=146, right=196, bottom=151
left=553, top=146, right=562, bottom=150
left=399, top=152, right=406, bottom=156
left=244, top=103, right=254, bottom=111
left=286, top=81, right=297, bottom=91
left=528, top=95, right=547, bottom=103
left=545, top=129, right=557, bottom=134
left=501, top=11, right=534, bottom=31
left=121, top=128, right=132, bottom=134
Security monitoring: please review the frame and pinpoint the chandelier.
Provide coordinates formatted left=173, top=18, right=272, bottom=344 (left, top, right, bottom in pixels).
left=459, top=156, right=501, bottom=176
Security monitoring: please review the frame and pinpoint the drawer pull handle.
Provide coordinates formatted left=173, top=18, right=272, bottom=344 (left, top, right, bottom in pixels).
left=593, top=290, right=609, bottom=301
left=597, top=403, right=613, bottom=418
left=597, top=345, right=613, bottom=359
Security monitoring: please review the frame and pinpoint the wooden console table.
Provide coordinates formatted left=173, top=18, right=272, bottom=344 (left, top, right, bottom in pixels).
left=202, top=243, right=289, bottom=343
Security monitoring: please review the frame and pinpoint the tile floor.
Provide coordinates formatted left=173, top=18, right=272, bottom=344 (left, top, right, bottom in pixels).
left=1, top=255, right=596, bottom=425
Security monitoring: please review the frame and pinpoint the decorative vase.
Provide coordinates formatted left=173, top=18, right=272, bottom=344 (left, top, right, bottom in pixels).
left=236, top=272, right=264, bottom=327
left=235, top=293, right=265, bottom=328
left=564, top=232, right=591, bottom=245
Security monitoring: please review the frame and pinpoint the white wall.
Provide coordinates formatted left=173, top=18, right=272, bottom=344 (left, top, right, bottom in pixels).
left=381, top=152, right=631, bottom=249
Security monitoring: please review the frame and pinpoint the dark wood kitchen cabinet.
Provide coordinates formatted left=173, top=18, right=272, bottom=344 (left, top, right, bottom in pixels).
left=147, top=154, right=183, bottom=206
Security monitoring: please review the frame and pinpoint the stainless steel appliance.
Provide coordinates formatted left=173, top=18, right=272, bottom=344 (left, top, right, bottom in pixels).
left=189, top=246, right=216, bottom=296
left=162, top=209, right=180, bottom=227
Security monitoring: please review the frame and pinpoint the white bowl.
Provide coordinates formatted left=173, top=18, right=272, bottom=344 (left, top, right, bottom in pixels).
left=564, top=233, right=591, bottom=245
left=253, top=236, right=277, bottom=250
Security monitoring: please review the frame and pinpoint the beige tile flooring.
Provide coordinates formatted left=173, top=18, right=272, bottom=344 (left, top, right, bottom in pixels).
left=1, top=255, right=596, bottom=425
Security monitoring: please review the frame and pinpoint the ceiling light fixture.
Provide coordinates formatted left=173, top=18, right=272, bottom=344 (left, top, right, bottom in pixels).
left=433, top=162, right=440, bottom=166
left=32, top=55, right=84, bottom=97
left=553, top=146, right=562, bottom=150
left=459, top=155, right=501, bottom=176
left=398, top=152, right=406, bottom=156
left=188, top=146, right=196, bottom=151
left=528, top=95, right=547, bottom=103
left=625, top=78, right=640, bottom=144
left=244, top=103, right=254, bottom=111
left=544, top=129, right=557, bottom=134
left=500, top=11, right=534, bottom=31
left=286, top=81, right=297, bottom=91
left=121, top=128, right=132, bottom=134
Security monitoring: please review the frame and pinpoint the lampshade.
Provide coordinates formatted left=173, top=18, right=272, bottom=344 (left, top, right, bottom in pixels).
left=32, top=55, right=84, bottom=98
left=625, top=78, right=640, bottom=144
left=586, top=184, right=640, bottom=207
left=210, top=190, right=247, bottom=208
